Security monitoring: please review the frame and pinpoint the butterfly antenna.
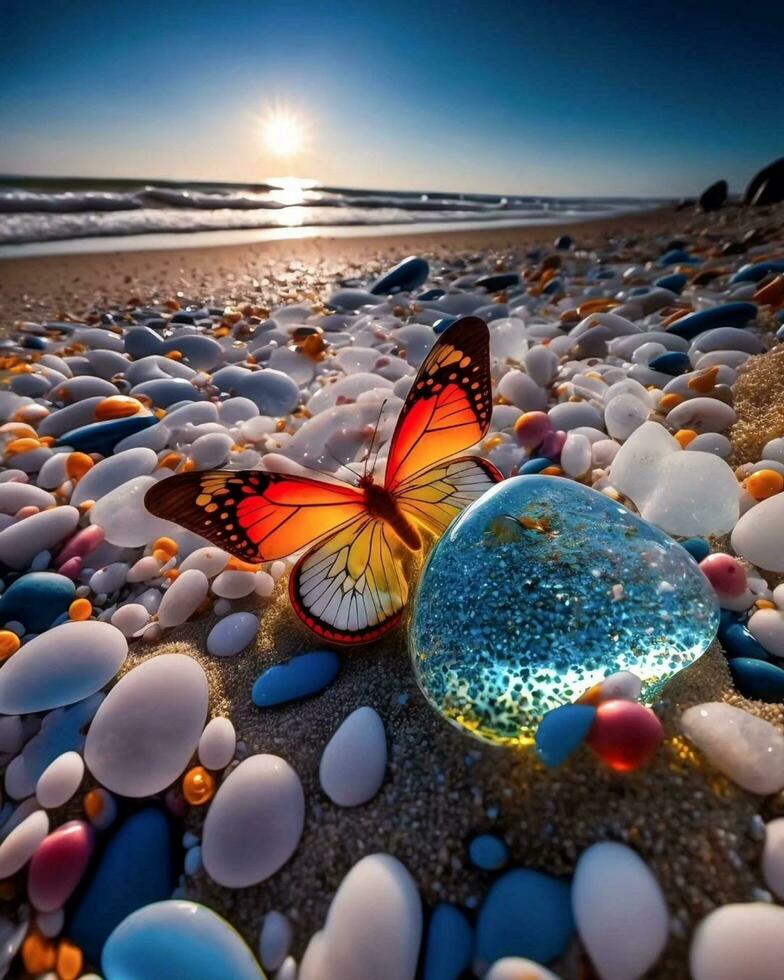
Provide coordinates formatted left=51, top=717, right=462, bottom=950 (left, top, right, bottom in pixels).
left=364, top=398, right=388, bottom=479
left=324, top=446, right=363, bottom=482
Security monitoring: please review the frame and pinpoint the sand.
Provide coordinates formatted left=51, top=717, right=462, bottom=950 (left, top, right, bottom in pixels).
left=3, top=202, right=784, bottom=977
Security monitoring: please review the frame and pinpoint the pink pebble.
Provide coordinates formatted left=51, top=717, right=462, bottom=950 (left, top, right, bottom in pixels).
left=540, top=429, right=567, bottom=459
left=15, top=505, right=39, bottom=520
left=55, top=524, right=105, bottom=564
left=514, top=411, right=553, bottom=450
left=699, top=553, right=747, bottom=598
left=57, top=556, right=83, bottom=580
left=27, top=820, right=94, bottom=912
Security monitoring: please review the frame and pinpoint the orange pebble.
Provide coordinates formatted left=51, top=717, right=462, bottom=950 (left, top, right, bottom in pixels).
left=69, top=598, right=92, bottom=621
left=83, top=787, right=105, bottom=822
left=157, top=451, right=183, bottom=470
left=164, top=569, right=180, bottom=581
left=165, top=350, right=183, bottom=360
left=94, top=395, right=144, bottom=421
left=746, top=468, right=784, bottom=500
left=577, top=298, right=617, bottom=317
left=22, top=932, right=57, bottom=974
left=5, top=436, right=41, bottom=455
left=153, top=536, right=178, bottom=557
left=576, top=682, right=604, bottom=706
left=39, top=435, right=57, bottom=447
left=0, top=630, right=21, bottom=660
left=226, top=556, right=261, bottom=572
left=56, top=940, right=83, bottom=980
left=482, top=435, right=504, bottom=452
left=1, top=421, right=38, bottom=438
left=541, top=465, right=563, bottom=476
left=659, top=392, right=684, bottom=411
left=66, top=451, right=95, bottom=481
left=675, top=429, right=698, bottom=448
left=756, top=598, right=777, bottom=610
left=183, top=766, right=216, bottom=805
left=688, top=365, right=719, bottom=393
left=662, top=308, right=690, bottom=326
left=753, top=275, right=784, bottom=306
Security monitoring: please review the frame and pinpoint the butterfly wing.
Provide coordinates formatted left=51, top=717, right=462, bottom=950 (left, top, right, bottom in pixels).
left=384, top=316, right=494, bottom=492
left=290, top=515, right=408, bottom=644
left=144, top=470, right=366, bottom=562
left=396, top=455, right=503, bottom=536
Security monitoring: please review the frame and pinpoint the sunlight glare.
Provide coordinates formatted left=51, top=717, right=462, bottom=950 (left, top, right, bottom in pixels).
left=262, top=111, right=305, bottom=157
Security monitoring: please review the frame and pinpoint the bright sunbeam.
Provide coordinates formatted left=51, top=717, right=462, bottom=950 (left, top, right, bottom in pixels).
left=262, top=111, right=305, bottom=158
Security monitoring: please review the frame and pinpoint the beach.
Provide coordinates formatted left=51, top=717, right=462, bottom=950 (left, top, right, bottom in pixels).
left=2, top=199, right=784, bottom=979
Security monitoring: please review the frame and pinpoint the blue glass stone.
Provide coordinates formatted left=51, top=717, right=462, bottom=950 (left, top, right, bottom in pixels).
left=410, top=476, right=719, bottom=742
left=730, top=261, right=784, bottom=284
left=423, top=904, right=474, bottom=980
left=719, top=621, right=769, bottom=661
left=649, top=351, right=691, bottom=376
left=252, top=650, right=340, bottom=707
left=469, top=834, right=509, bottom=871
left=658, top=248, right=697, bottom=266
left=419, top=288, right=446, bottom=301
left=535, top=704, right=597, bottom=768
left=57, top=415, right=157, bottom=455
left=681, top=537, right=711, bottom=563
left=0, top=572, right=75, bottom=632
left=519, top=457, right=553, bottom=475
left=665, top=302, right=757, bottom=340
left=371, top=256, right=430, bottom=295
left=729, top=658, right=784, bottom=702
left=433, top=315, right=459, bottom=335
left=654, top=273, right=688, bottom=293
left=554, top=234, right=572, bottom=250
left=475, top=273, right=519, bottom=291
left=475, top=869, right=574, bottom=969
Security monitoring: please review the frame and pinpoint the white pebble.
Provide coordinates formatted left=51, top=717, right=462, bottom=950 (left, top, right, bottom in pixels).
left=747, top=609, right=784, bottom=657
left=207, top=612, right=259, bottom=657
left=179, top=546, right=229, bottom=577
left=732, top=493, right=784, bottom=572
left=260, top=911, right=293, bottom=973
left=36, top=751, right=84, bottom=809
left=198, top=717, right=236, bottom=771
left=157, top=569, right=209, bottom=628
left=211, top=570, right=257, bottom=599
left=0, top=810, right=49, bottom=877
left=110, top=603, right=150, bottom=637
left=320, top=707, right=387, bottom=807
left=762, top=818, right=784, bottom=900
left=690, top=903, right=784, bottom=980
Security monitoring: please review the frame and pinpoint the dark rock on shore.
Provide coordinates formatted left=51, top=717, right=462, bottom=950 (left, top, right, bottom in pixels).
left=744, top=158, right=784, bottom=206
left=699, top=180, right=728, bottom=212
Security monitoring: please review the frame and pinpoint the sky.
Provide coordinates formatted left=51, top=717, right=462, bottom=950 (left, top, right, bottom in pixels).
left=1, top=0, right=783, bottom=198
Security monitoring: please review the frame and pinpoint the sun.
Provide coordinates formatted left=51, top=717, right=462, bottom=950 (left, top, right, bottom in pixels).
left=262, top=111, right=305, bottom=158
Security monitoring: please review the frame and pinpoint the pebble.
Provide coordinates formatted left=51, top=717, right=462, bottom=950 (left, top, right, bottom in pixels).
left=0, top=620, right=127, bottom=714
left=667, top=301, right=758, bottom=339
left=474, top=869, right=573, bottom=972
left=681, top=702, right=784, bottom=793
left=85, top=654, right=208, bottom=797
left=235, top=368, right=300, bottom=414
left=700, top=553, right=747, bottom=598
left=0, top=505, right=79, bottom=570
left=572, top=841, right=668, bottom=980
left=0, top=809, right=49, bottom=877
left=198, top=717, right=236, bottom=770
left=202, top=754, right=304, bottom=887
left=371, top=256, right=429, bottom=294
left=90, top=475, right=175, bottom=547
left=0, top=571, right=75, bottom=633
left=729, top=658, right=784, bottom=702
left=732, top=493, right=784, bottom=571
left=761, top=818, right=784, bottom=899
left=484, top=960, right=559, bottom=980
left=320, top=706, right=387, bottom=807
left=535, top=704, right=596, bottom=768
left=179, top=546, right=229, bottom=576
left=468, top=834, right=508, bottom=871
left=690, top=903, right=784, bottom=980
left=252, top=650, right=341, bottom=707
left=157, top=568, right=209, bottom=628
left=102, top=900, right=264, bottom=980
left=423, top=904, right=473, bottom=980
left=70, top=447, right=158, bottom=507
left=57, top=414, right=157, bottom=454
left=35, top=751, right=84, bottom=808
left=27, top=819, right=94, bottom=912
left=299, top=853, right=422, bottom=980
left=259, top=911, right=293, bottom=972
left=747, top=608, right=784, bottom=657
left=211, top=569, right=257, bottom=599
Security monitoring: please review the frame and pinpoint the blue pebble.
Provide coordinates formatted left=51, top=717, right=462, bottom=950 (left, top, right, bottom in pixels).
left=252, top=650, right=340, bottom=707
left=371, top=256, right=430, bottom=295
left=469, top=834, right=509, bottom=871
left=57, top=415, right=157, bottom=455
left=475, top=273, right=519, bottom=292
left=535, top=704, right=596, bottom=768
left=730, top=261, right=784, bottom=284
left=131, top=378, right=204, bottom=408
left=423, top=904, right=474, bottom=980
left=542, top=277, right=562, bottom=295
left=654, top=273, right=688, bottom=294
left=520, top=457, right=553, bottom=475
left=554, top=234, right=572, bottom=250
left=433, top=316, right=459, bottom=334
left=0, top=572, right=75, bottom=633
left=419, top=288, right=445, bottom=301
left=730, top=658, right=784, bottom=702
left=719, top=621, right=770, bottom=662
left=681, top=538, right=710, bottom=563
left=658, top=248, right=697, bottom=266
left=665, top=302, right=758, bottom=340
left=66, top=809, right=174, bottom=964
left=475, top=869, right=574, bottom=969
left=648, top=351, right=692, bottom=376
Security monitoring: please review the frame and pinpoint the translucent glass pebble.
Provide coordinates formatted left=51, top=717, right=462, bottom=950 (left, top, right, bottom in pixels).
left=410, top=476, right=719, bottom=743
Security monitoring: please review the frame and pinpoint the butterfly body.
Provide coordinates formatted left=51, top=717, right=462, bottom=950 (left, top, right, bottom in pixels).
left=146, top=316, right=503, bottom=644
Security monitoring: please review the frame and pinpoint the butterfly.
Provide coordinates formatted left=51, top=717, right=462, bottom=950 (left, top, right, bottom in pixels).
left=145, top=316, right=503, bottom=644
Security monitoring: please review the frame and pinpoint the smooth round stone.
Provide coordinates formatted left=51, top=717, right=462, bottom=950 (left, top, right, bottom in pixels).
left=474, top=869, right=573, bottom=972
left=572, top=841, right=668, bottom=980
left=485, top=959, right=559, bottom=980
left=665, top=397, right=737, bottom=434
left=650, top=351, right=691, bottom=375
left=732, top=494, right=784, bottom=572
left=524, top=345, right=558, bottom=387
left=0, top=482, right=55, bottom=513
left=28, top=819, right=94, bottom=912
left=0, top=571, right=75, bottom=633
left=747, top=608, right=784, bottom=657
left=198, top=717, right=236, bottom=771
left=423, top=904, right=473, bottom=980
left=192, top=432, right=233, bottom=468
left=682, top=538, right=711, bottom=563
left=57, top=415, right=157, bottom=454
left=681, top=702, right=784, bottom=793
left=252, top=650, right=340, bottom=707
left=85, top=654, right=209, bottom=797
left=535, top=704, right=596, bottom=768
left=67, top=809, right=174, bottom=965
left=207, top=612, right=259, bottom=657
left=328, top=288, right=379, bottom=311
left=547, top=401, right=603, bottom=431
left=411, top=476, right=719, bottom=741
left=235, top=369, right=300, bottom=415
left=762, top=818, right=784, bottom=899
left=160, top=334, right=223, bottom=370
left=0, top=621, right=127, bottom=714
left=211, top=570, right=257, bottom=599
left=202, top=754, right=304, bottom=888
left=730, top=659, right=784, bottom=702
left=36, top=751, right=84, bottom=808
left=371, top=256, right=429, bottom=295
left=299, top=854, right=422, bottom=980
left=157, top=569, right=209, bottom=628
left=560, top=432, right=592, bottom=477
left=180, top=546, right=229, bottom=577
left=0, top=809, right=49, bottom=877
left=0, top=505, right=79, bottom=570
left=259, top=910, right=292, bottom=972
left=110, top=603, right=150, bottom=637
left=320, top=706, right=387, bottom=807
left=667, top=301, right=758, bottom=339
left=71, top=448, right=158, bottom=506
left=469, top=834, right=508, bottom=871
left=103, top=900, right=263, bottom=980
left=720, top=620, right=769, bottom=660
left=690, top=904, right=784, bottom=980
left=90, top=475, right=176, bottom=547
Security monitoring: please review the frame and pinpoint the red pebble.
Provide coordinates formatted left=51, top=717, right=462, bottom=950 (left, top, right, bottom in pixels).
left=699, top=553, right=747, bottom=598
left=586, top=700, right=664, bottom=772
left=514, top=411, right=552, bottom=450
left=27, top=820, right=94, bottom=912
left=540, top=429, right=567, bottom=460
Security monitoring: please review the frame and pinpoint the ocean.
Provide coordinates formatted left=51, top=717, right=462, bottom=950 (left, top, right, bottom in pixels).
left=0, top=176, right=666, bottom=255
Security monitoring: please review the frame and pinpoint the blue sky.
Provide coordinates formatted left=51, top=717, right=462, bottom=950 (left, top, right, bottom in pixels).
left=1, top=0, right=782, bottom=196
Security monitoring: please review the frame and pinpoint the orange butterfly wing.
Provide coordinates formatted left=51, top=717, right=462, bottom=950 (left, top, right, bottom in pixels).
left=144, top=470, right=366, bottom=562
left=396, top=455, right=503, bottom=537
left=384, top=316, right=494, bottom=492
